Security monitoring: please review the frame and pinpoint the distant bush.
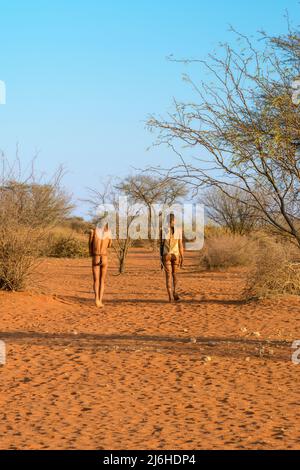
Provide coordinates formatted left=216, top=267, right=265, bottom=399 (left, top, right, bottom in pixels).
left=61, top=216, right=91, bottom=234
left=200, top=234, right=255, bottom=270
left=46, top=232, right=88, bottom=258
left=246, top=239, right=300, bottom=298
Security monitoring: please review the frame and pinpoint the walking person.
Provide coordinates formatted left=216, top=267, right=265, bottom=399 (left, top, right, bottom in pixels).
left=89, top=221, right=112, bottom=308
left=160, top=213, right=184, bottom=302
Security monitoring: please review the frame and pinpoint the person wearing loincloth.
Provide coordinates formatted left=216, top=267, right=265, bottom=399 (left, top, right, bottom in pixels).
left=160, top=213, right=184, bottom=303
left=89, top=222, right=112, bottom=308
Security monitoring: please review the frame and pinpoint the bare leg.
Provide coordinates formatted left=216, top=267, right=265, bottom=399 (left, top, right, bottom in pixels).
left=92, top=256, right=101, bottom=306
left=163, top=255, right=173, bottom=302
left=98, top=255, right=108, bottom=307
left=172, top=256, right=180, bottom=301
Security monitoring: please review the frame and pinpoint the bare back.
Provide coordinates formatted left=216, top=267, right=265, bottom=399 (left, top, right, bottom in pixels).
left=89, top=226, right=112, bottom=308
left=89, top=228, right=112, bottom=256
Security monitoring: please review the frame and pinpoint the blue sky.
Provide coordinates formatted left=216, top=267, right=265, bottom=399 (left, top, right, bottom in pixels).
left=0, top=0, right=299, bottom=216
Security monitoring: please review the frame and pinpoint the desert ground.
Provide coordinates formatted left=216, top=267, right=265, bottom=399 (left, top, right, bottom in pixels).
left=0, top=249, right=300, bottom=450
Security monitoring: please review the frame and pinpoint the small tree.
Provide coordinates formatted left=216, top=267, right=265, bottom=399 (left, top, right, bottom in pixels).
left=113, top=213, right=136, bottom=274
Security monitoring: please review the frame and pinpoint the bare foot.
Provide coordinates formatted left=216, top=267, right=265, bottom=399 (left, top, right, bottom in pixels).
left=95, top=299, right=104, bottom=308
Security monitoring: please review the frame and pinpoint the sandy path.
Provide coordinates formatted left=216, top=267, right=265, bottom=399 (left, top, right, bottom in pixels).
left=0, top=250, right=300, bottom=449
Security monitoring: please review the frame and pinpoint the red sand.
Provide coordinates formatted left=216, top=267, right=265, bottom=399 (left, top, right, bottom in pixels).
left=0, top=250, right=300, bottom=449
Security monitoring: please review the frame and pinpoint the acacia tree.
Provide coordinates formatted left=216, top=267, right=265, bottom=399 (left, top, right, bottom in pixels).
left=117, top=173, right=188, bottom=243
left=148, top=28, right=300, bottom=247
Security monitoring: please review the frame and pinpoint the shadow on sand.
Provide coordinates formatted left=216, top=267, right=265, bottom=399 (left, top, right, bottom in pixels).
left=55, top=294, right=249, bottom=307
left=0, top=330, right=290, bottom=361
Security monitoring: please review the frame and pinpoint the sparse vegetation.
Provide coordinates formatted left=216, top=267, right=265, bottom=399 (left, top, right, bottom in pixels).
left=2, top=28, right=300, bottom=300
